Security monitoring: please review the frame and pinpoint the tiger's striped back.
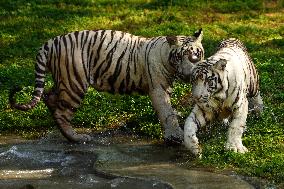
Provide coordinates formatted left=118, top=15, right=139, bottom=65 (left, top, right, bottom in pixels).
left=216, top=38, right=259, bottom=97
left=45, top=30, right=148, bottom=92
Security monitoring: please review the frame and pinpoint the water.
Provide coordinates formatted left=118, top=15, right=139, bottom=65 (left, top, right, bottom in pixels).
left=0, top=131, right=266, bottom=189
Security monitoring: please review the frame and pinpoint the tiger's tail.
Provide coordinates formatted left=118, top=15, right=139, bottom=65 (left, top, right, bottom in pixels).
left=9, top=42, right=49, bottom=111
left=248, top=92, right=264, bottom=115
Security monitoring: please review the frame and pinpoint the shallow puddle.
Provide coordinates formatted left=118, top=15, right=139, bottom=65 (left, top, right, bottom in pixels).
left=0, top=130, right=267, bottom=189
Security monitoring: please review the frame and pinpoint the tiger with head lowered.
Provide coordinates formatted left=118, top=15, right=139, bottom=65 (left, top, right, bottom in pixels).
left=184, top=38, right=263, bottom=157
left=10, top=29, right=204, bottom=144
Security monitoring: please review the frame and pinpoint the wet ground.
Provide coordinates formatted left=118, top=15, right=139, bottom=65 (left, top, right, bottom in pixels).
left=0, top=130, right=266, bottom=189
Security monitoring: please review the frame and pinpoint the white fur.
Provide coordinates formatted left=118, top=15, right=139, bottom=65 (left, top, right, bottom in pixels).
left=184, top=39, right=262, bottom=156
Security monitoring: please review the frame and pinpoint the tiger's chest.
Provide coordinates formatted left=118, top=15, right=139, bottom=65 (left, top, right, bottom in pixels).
left=207, top=98, right=235, bottom=120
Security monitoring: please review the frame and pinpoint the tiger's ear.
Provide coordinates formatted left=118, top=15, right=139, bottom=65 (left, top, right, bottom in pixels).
left=214, top=59, right=227, bottom=71
left=193, top=28, right=203, bottom=43
left=166, top=36, right=179, bottom=46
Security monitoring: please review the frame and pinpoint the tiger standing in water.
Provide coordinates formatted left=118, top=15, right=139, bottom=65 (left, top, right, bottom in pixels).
left=10, top=29, right=204, bottom=144
left=184, top=38, right=263, bottom=157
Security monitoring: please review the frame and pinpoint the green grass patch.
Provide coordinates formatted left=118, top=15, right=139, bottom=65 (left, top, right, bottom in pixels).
left=0, top=0, right=283, bottom=186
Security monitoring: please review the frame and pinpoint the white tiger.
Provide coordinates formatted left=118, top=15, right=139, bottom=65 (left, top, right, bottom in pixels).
left=10, top=29, right=204, bottom=144
left=184, top=38, right=263, bottom=156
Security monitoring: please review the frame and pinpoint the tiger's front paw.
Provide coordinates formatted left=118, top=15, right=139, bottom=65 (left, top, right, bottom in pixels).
left=184, top=135, right=202, bottom=158
left=225, top=141, right=248, bottom=153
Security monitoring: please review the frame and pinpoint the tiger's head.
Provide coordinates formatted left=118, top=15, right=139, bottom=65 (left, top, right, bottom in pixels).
left=167, top=28, right=204, bottom=81
left=190, top=58, right=227, bottom=106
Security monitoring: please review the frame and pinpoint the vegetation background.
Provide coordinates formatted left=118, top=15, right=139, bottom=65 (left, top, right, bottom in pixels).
left=0, top=0, right=283, bottom=187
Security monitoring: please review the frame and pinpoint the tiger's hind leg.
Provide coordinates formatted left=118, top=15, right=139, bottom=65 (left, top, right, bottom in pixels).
left=53, top=99, right=92, bottom=142
left=44, top=89, right=91, bottom=142
left=50, top=84, right=91, bottom=143
left=43, top=88, right=58, bottom=113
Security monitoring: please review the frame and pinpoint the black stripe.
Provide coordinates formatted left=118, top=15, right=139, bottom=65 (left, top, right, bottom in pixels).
left=93, top=33, right=107, bottom=68
left=74, top=31, right=79, bottom=48
left=108, top=47, right=127, bottom=91
left=44, top=42, right=49, bottom=51
left=118, top=79, right=125, bottom=94
left=87, top=32, right=97, bottom=68
left=35, top=80, right=44, bottom=89
left=125, top=60, right=131, bottom=89
left=80, top=30, right=85, bottom=49
left=71, top=39, right=87, bottom=92
left=54, top=37, right=59, bottom=50
left=82, top=30, right=90, bottom=49
left=106, top=30, right=115, bottom=49
left=232, top=87, right=241, bottom=107
left=93, top=61, right=104, bottom=85
left=134, top=39, right=139, bottom=74
left=145, top=39, right=158, bottom=88
left=79, top=33, right=90, bottom=88
left=100, top=41, right=119, bottom=78
left=86, top=32, right=98, bottom=82
left=86, top=33, right=93, bottom=58
left=138, top=76, right=143, bottom=89
left=99, top=30, right=106, bottom=41
left=225, top=74, right=229, bottom=98
left=131, top=81, right=136, bottom=91
left=35, top=62, right=45, bottom=75
left=48, top=45, right=55, bottom=73
left=69, top=34, right=86, bottom=93
left=192, top=112, right=201, bottom=130
left=59, top=85, right=82, bottom=105
left=63, top=35, right=82, bottom=98
left=126, top=37, right=134, bottom=88
left=57, top=37, right=62, bottom=76
left=65, top=35, right=73, bottom=90
left=213, top=72, right=223, bottom=94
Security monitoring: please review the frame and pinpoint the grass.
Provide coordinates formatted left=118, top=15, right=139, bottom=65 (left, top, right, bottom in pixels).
left=0, top=0, right=283, bottom=186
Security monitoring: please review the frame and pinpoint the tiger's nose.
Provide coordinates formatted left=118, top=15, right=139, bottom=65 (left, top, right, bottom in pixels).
left=188, top=54, right=199, bottom=63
